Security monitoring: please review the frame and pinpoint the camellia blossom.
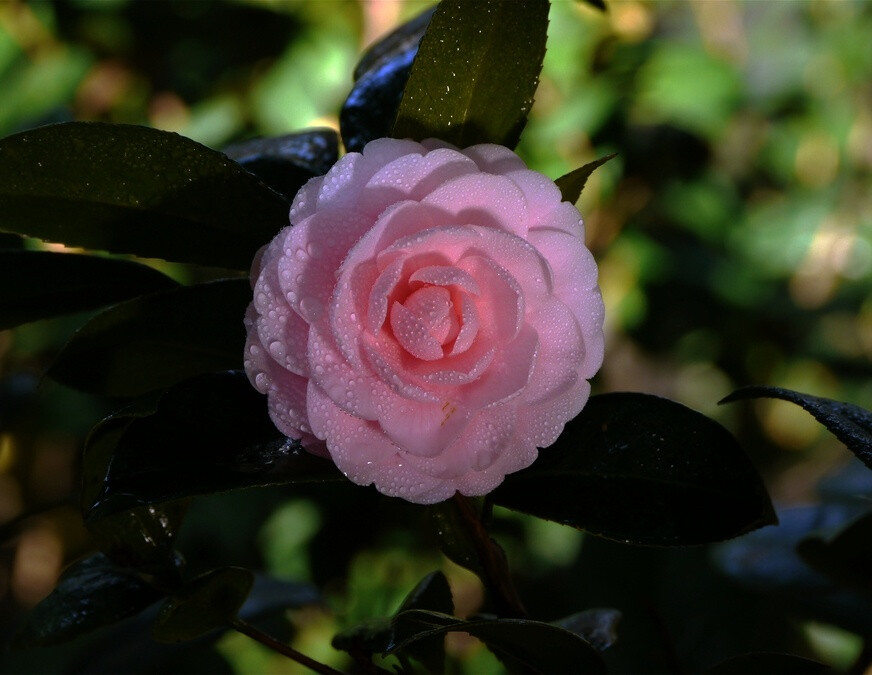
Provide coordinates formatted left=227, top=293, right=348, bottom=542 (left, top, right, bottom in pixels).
left=244, top=138, right=604, bottom=504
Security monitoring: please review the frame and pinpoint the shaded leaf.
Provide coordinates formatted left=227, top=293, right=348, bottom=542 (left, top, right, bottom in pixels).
left=223, top=129, right=338, bottom=201
left=341, top=7, right=434, bottom=153
left=388, top=610, right=606, bottom=674
left=14, top=553, right=163, bottom=648
left=712, top=503, right=872, bottom=635
left=575, top=0, right=607, bottom=11
left=0, top=250, right=178, bottom=330
left=427, top=499, right=487, bottom=579
left=152, top=567, right=253, bottom=643
left=0, top=122, right=288, bottom=269
left=797, top=510, right=872, bottom=593
left=555, top=154, right=617, bottom=205
left=493, top=392, right=776, bottom=545
left=720, top=386, right=872, bottom=471
left=707, top=653, right=828, bottom=674
left=333, top=571, right=453, bottom=670
left=552, top=608, right=621, bottom=652
left=392, top=0, right=549, bottom=148
left=47, top=278, right=250, bottom=397
left=84, top=372, right=344, bottom=522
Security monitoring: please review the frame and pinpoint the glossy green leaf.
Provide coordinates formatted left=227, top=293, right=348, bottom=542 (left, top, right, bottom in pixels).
left=152, top=567, right=254, bottom=643
left=0, top=250, right=178, bottom=330
left=797, top=510, right=872, bottom=593
left=14, top=553, right=164, bottom=648
left=552, top=608, right=621, bottom=652
left=223, top=129, right=338, bottom=201
left=392, top=0, right=549, bottom=148
left=707, top=653, right=828, bottom=674
left=555, top=154, right=617, bottom=205
left=47, top=278, right=250, bottom=397
left=341, top=7, right=434, bottom=153
left=388, top=610, right=606, bottom=674
left=0, top=122, right=288, bottom=269
left=492, top=393, right=776, bottom=545
left=721, top=386, right=872, bottom=471
left=83, top=372, right=344, bottom=522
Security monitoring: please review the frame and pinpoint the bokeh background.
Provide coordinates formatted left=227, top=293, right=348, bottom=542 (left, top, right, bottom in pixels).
left=1, top=0, right=871, bottom=672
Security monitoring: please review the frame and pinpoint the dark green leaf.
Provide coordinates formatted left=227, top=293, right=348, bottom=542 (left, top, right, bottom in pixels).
left=0, top=250, right=177, bottom=330
left=223, top=129, right=338, bottom=201
left=0, top=122, right=288, bottom=269
left=707, top=653, right=828, bottom=674
left=493, top=392, right=776, bottom=545
left=720, top=386, right=872, bottom=471
left=392, top=0, right=549, bottom=148
left=552, top=608, right=621, bottom=652
left=333, top=571, right=453, bottom=669
left=427, top=499, right=486, bottom=578
left=87, top=504, right=188, bottom=583
left=388, top=610, right=606, bottom=674
left=152, top=567, right=254, bottom=643
left=797, top=510, right=872, bottom=593
left=84, top=372, right=344, bottom=521
left=341, top=7, right=434, bottom=153
left=14, top=553, right=164, bottom=648
left=47, top=278, right=250, bottom=397
left=555, top=154, right=617, bottom=205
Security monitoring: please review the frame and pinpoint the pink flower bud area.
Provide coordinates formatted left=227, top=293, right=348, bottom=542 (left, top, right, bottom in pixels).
left=244, top=138, right=604, bottom=504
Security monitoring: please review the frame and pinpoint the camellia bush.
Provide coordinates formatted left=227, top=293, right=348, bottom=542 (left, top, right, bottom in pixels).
left=1, top=1, right=871, bottom=673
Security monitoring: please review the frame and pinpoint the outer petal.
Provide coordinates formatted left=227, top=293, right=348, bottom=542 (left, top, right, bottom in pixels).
left=422, top=173, right=529, bottom=237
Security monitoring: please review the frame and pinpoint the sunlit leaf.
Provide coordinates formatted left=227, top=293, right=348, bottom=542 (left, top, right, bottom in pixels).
left=0, top=250, right=177, bottom=330
left=0, top=123, right=288, bottom=269
left=341, top=7, right=434, bottom=153
left=47, top=278, right=250, bottom=397
left=555, top=154, right=617, bottom=205
left=392, top=0, right=549, bottom=148
left=14, top=554, right=163, bottom=648
left=493, top=393, right=776, bottom=545
left=721, top=386, right=872, bottom=471
left=152, top=567, right=253, bottom=643
left=84, top=372, right=344, bottom=522
left=223, top=129, right=338, bottom=200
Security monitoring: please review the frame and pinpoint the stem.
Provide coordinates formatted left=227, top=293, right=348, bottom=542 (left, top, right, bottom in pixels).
left=231, top=617, right=343, bottom=675
left=451, top=493, right=528, bottom=619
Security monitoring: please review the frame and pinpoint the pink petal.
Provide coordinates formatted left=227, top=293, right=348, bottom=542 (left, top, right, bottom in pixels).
left=524, top=298, right=584, bottom=404
left=389, top=300, right=445, bottom=360
left=505, top=169, right=565, bottom=227
left=330, top=258, right=379, bottom=369
left=461, top=144, right=527, bottom=174
left=362, top=335, right=442, bottom=403
left=450, top=294, right=479, bottom=355
left=409, top=265, right=480, bottom=295
left=367, top=256, right=405, bottom=333
left=457, top=255, right=523, bottom=343
left=518, top=377, right=591, bottom=450
left=377, top=394, right=473, bottom=458
left=279, top=207, right=373, bottom=323
left=358, top=148, right=478, bottom=217
left=458, top=323, right=537, bottom=409
left=534, top=201, right=586, bottom=237
left=422, top=173, right=529, bottom=237
left=307, top=319, right=378, bottom=420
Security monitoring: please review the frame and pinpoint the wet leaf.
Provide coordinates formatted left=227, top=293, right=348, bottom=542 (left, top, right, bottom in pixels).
left=223, top=129, right=337, bottom=201
left=552, top=608, right=621, bottom=652
left=83, top=372, right=344, bottom=522
left=341, top=7, right=434, bottom=153
left=0, top=122, right=288, bottom=269
left=493, top=392, right=776, bottom=545
left=14, top=554, right=163, bottom=648
left=0, top=250, right=177, bottom=330
left=392, top=0, right=549, bottom=148
left=47, top=278, right=250, bottom=397
left=720, top=386, right=872, bottom=471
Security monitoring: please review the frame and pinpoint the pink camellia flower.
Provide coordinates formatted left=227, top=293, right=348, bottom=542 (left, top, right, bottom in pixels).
left=244, top=138, right=604, bottom=504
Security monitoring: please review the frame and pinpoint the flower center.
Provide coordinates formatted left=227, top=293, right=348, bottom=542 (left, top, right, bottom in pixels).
left=389, top=285, right=460, bottom=360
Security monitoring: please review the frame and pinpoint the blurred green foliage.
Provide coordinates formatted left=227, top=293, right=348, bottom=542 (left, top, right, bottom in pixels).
left=1, top=0, right=870, bottom=672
